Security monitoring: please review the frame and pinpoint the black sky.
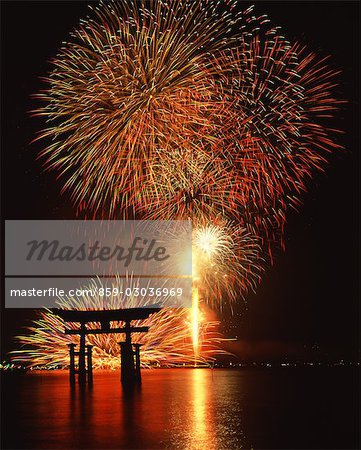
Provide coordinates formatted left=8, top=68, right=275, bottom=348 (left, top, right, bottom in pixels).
left=1, top=1, right=359, bottom=361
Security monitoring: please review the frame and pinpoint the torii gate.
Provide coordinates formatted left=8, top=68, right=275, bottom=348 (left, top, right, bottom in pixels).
left=54, top=307, right=161, bottom=385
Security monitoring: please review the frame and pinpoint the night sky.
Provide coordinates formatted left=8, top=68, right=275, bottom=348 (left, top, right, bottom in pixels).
left=1, top=1, right=359, bottom=362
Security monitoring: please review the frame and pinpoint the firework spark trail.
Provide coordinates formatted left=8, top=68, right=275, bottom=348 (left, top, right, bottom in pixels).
left=191, top=286, right=200, bottom=357
left=11, top=279, right=229, bottom=369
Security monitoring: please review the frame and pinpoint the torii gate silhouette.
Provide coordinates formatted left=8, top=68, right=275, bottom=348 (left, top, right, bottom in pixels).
left=55, top=307, right=161, bottom=385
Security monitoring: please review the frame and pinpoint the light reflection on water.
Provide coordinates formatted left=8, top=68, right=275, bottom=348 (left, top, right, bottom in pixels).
left=3, top=369, right=245, bottom=449
left=2, top=367, right=358, bottom=449
left=192, top=369, right=212, bottom=449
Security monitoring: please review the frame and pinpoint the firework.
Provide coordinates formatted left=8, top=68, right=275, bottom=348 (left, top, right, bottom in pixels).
left=139, top=149, right=236, bottom=222
left=11, top=278, right=229, bottom=369
left=214, top=37, right=342, bottom=255
left=34, top=0, right=241, bottom=217
left=192, top=218, right=263, bottom=307
left=141, top=16, right=342, bottom=261
left=33, top=0, right=341, bottom=326
left=35, top=0, right=340, bottom=248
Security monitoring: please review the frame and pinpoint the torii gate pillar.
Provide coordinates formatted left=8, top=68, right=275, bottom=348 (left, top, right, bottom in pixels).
left=118, top=321, right=142, bottom=384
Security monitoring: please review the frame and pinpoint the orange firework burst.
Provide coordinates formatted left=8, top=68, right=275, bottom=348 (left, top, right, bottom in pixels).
left=34, top=1, right=341, bottom=224
left=214, top=37, right=342, bottom=256
left=34, top=0, right=239, bottom=217
left=32, top=0, right=342, bottom=333
left=11, top=279, right=229, bottom=369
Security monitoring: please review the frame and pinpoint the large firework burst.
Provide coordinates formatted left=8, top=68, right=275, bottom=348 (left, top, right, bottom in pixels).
left=35, top=0, right=340, bottom=252
left=34, top=0, right=238, bottom=217
left=29, top=0, right=342, bottom=359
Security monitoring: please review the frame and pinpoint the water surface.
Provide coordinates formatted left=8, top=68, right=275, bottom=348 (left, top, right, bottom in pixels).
left=2, top=368, right=358, bottom=449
